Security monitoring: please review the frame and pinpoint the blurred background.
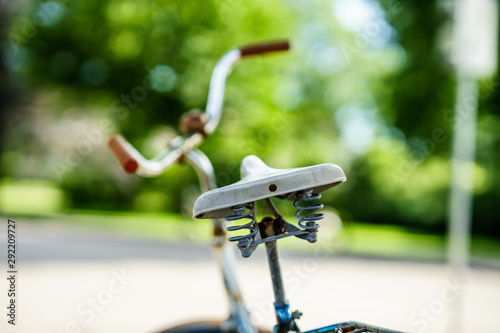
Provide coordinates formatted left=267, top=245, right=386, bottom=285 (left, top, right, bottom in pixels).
left=0, top=0, right=499, bottom=332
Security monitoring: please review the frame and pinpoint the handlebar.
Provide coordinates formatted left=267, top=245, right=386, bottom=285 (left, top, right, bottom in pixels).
left=108, top=135, right=140, bottom=173
left=108, top=40, right=290, bottom=177
left=240, top=41, right=290, bottom=57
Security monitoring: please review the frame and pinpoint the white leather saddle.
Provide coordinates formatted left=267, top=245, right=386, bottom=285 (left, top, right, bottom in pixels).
left=193, top=155, right=346, bottom=219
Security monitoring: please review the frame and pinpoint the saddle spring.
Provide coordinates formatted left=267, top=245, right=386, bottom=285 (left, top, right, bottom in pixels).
left=225, top=202, right=258, bottom=249
left=294, top=189, right=324, bottom=231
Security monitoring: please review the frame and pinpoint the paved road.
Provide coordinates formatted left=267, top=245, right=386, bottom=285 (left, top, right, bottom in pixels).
left=10, top=219, right=215, bottom=262
left=0, top=218, right=499, bottom=333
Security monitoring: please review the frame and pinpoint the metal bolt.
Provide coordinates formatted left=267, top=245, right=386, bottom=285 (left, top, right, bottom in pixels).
left=237, top=239, right=249, bottom=248
left=292, top=310, right=302, bottom=319
left=306, top=221, right=317, bottom=228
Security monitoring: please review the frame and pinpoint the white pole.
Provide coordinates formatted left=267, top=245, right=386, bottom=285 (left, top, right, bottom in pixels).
left=447, top=73, right=477, bottom=332
left=448, top=74, right=478, bottom=269
left=447, top=0, right=497, bottom=331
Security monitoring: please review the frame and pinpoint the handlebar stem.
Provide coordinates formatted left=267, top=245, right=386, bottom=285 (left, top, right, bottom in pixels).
left=135, top=133, right=203, bottom=177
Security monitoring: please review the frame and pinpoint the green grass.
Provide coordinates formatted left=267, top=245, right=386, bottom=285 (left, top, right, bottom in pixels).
left=338, top=222, right=500, bottom=268
left=0, top=179, right=68, bottom=214
left=65, top=209, right=214, bottom=243
left=469, top=237, right=500, bottom=267
left=339, top=223, right=446, bottom=260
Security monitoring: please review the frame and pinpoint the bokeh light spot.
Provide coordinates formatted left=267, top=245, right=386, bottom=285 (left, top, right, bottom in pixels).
left=3, top=46, right=30, bottom=72
left=106, top=0, right=150, bottom=24
left=36, top=1, right=65, bottom=27
left=149, top=65, right=177, bottom=93
left=109, top=31, right=143, bottom=59
left=336, top=101, right=384, bottom=155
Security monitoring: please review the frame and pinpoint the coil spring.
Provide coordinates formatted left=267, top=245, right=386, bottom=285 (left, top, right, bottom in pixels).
left=225, top=202, right=257, bottom=248
left=294, top=189, right=324, bottom=230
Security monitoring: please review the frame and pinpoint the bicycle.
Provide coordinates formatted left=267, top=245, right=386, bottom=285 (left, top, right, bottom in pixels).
left=108, top=40, right=403, bottom=333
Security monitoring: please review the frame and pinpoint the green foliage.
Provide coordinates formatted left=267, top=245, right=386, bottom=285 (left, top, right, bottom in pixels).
left=1, top=0, right=499, bottom=237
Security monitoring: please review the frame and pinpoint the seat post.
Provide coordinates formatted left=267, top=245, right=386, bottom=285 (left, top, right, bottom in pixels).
left=261, top=218, right=297, bottom=333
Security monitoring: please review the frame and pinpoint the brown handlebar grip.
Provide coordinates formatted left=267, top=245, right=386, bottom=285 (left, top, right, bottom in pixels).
left=108, top=135, right=139, bottom=174
left=240, top=40, right=290, bottom=57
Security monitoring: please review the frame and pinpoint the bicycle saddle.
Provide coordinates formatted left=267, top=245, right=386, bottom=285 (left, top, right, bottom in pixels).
left=193, top=155, right=346, bottom=219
